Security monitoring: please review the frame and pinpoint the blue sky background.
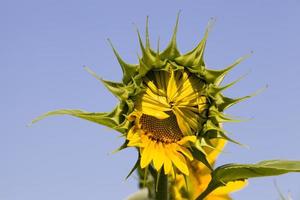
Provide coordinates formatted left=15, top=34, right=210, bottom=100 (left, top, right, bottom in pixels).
left=1, top=0, right=300, bottom=199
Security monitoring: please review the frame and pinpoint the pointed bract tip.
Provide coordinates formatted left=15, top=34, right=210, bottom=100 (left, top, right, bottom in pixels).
left=206, top=17, right=216, bottom=34
left=172, top=11, right=180, bottom=41
left=136, top=26, right=146, bottom=52
left=156, top=37, right=160, bottom=54
left=145, top=16, right=151, bottom=49
left=249, top=84, right=269, bottom=97
left=220, top=70, right=251, bottom=90
left=83, top=66, right=102, bottom=82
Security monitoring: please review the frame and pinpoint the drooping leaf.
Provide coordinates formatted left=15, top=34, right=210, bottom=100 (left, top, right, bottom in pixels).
left=31, top=107, right=126, bottom=133
left=196, top=160, right=300, bottom=200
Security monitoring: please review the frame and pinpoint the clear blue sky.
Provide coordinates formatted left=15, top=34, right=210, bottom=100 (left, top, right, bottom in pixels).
left=1, top=0, right=300, bottom=199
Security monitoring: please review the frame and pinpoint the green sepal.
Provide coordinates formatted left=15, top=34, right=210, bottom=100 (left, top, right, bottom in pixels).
left=204, top=54, right=250, bottom=85
left=137, top=58, right=153, bottom=78
left=84, top=66, right=139, bottom=100
left=206, top=74, right=246, bottom=98
left=216, top=131, right=245, bottom=147
left=145, top=16, right=151, bottom=50
left=202, top=120, right=224, bottom=133
left=168, top=61, right=185, bottom=71
left=195, top=137, right=215, bottom=152
left=144, top=16, right=161, bottom=58
left=201, top=120, right=244, bottom=146
left=107, top=39, right=138, bottom=84
left=111, top=140, right=128, bottom=154
left=217, top=85, right=268, bottom=112
left=126, top=158, right=140, bottom=180
left=174, top=20, right=213, bottom=67
left=174, top=29, right=207, bottom=67
left=208, top=106, right=240, bottom=123
left=196, top=160, right=300, bottom=200
left=100, top=79, right=136, bottom=100
left=160, top=12, right=181, bottom=60
left=191, top=147, right=213, bottom=171
left=137, top=29, right=166, bottom=70
left=114, top=118, right=131, bottom=133
left=218, top=95, right=251, bottom=112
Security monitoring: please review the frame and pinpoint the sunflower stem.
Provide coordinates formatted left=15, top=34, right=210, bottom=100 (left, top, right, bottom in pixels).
left=156, top=172, right=168, bottom=200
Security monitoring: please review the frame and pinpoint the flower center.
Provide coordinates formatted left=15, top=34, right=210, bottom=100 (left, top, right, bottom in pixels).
left=140, top=113, right=183, bottom=143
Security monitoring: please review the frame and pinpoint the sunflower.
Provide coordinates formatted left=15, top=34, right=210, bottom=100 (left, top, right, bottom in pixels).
left=33, top=16, right=250, bottom=196
left=126, top=69, right=208, bottom=175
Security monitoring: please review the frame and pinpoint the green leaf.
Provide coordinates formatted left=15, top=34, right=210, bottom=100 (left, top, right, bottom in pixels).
left=196, top=160, right=300, bottom=200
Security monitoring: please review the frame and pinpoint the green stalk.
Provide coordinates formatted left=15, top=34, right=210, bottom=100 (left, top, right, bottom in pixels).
left=156, top=172, right=168, bottom=200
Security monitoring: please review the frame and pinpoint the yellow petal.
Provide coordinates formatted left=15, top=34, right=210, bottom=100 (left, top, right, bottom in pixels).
left=204, top=195, right=231, bottom=200
left=176, top=145, right=193, bottom=161
left=178, top=136, right=196, bottom=145
left=140, top=106, right=170, bottom=119
left=127, top=134, right=141, bottom=147
left=153, top=142, right=165, bottom=170
left=177, top=105, right=200, bottom=113
left=179, top=107, right=199, bottom=131
left=171, top=71, right=189, bottom=100
left=174, top=76, right=204, bottom=102
left=212, top=180, right=248, bottom=195
left=175, top=93, right=199, bottom=106
left=155, top=71, right=167, bottom=93
left=163, top=144, right=173, bottom=174
left=173, top=107, right=193, bottom=135
left=144, top=88, right=170, bottom=107
left=140, top=139, right=154, bottom=168
left=144, top=76, right=165, bottom=96
left=127, top=127, right=142, bottom=147
left=140, top=96, right=170, bottom=112
left=166, top=147, right=189, bottom=175
left=167, top=70, right=178, bottom=102
left=127, top=127, right=135, bottom=139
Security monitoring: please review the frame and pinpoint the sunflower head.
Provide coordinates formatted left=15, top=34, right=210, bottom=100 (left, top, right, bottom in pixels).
left=33, top=15, right=250, bottom=179
left=112, top=16, right=250, bottom=177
